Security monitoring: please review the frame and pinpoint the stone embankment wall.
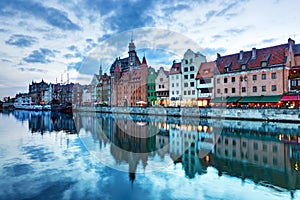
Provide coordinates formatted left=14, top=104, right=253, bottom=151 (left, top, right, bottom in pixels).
left=73, top=106, right=300, bottom=122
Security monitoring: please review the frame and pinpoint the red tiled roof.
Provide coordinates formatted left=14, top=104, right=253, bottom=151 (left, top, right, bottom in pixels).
left=216, top=44, right=288, bottom=73
left=115, top=62, right=121, bottom=73
left=196, top=61, right=215, bottom=79
left=141, top=56, right=147, bottom=65
left=169, top=62, right=181, bottom=75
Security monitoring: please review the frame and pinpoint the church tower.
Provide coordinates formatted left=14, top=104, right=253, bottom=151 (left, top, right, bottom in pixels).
left=128, top=33, right=140, bottom=68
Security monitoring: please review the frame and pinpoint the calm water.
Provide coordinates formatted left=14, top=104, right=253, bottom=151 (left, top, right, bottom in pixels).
left=0, top=110, right=299, bottom=200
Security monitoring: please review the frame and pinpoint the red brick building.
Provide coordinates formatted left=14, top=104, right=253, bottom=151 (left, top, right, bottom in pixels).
left=110, top=40, right=149, bottom=106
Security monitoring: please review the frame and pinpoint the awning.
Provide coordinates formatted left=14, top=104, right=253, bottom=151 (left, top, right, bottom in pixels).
left=239, top=95, right=282, bottom=103
left=210, top=97, right=226, bottom=103
left=210, top=96, right=240, bottom=103
left=226, top=97, right=241, bottom=103
left=281, top=95, right=299, bottom=101
left=260, top=95, right=282, bottom=102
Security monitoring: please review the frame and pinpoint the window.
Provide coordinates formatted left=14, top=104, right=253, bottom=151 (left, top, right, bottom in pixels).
left=271, top=72, right=276, bottom=79
left=225, top=138, right=228, bottom=145
left=231, top=77, right=235, bottom=82
left=263, top=144, right=267, bottom=152
left=188, top=91, right=191, bottom=95
left=254, top=142, right=258, bottom=150
left=160, top=78, right=163, bottom=81
left=172, top=91, right=174, bottom=95
left=224, top=78, right=228, bottom=83
left=261, top=61, right=267, bottom=67
left=185, top=60, right=188, bottom=64
left=171, top=76, right=174, bottom=80
left=192, top=90, right=195, bottom=95
left=190, top=66, right=194, bottom=71
left=184, top=91, right=187, bottom=95
left=162, top=85, right=164, bottom=88
left=253, top=75, right=257, bottom=81
left=217, top=89, right=221, bottom=94
left=190, top=74, right=194, bottom=79
left=262, top=85, right=266, bottom=92
left=232, top=88, right=236, bottom=93
left=190, top=82, right=195, bottom=87
left=253, top=86, right=257, bottom=92
left=262, top=74, right=266, bottom=80
left=242, top=141, right=247, bottom=147
left=273, top=145, right=278, bottom=153
left=184, top=83, right=188, bottom=87
left=224, top=88, right=228, bottom=94
left=176, top=83, right=179, bottom=87
left=241, top=64, right=246, bottom=70
left=159, top=85, right=161, bottom=89
left=242, top=87, right=246, bottom=93
left=217, top=79, right=220, bottom=84
left=184, top=75, right=188, bottom=79
left=172, top=83, right=174, bottom=87
left=176, top=75, right=179, bottom=79
left=271, top=85, right=277, bottom=91
left=184, top=67, right=188, bottom=72
left=176, top=91, right=179, bottom=95
left=232, top=140, right=236, bottom=146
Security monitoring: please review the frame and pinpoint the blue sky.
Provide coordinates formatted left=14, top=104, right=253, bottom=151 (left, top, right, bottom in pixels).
left=0, top=0, right=299, bottom=98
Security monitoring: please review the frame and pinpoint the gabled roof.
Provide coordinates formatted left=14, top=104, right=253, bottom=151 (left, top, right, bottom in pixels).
left=141, top=56, right=147, bottom=65
left=114, top=62, right=121, bottom=73
left=196, top=61, right=215, bottom=79
left=294, top=44, right=300, bottom=55
left=169, top=62, right=181, bottom=75
left=216, top=43, right=288, bottom=73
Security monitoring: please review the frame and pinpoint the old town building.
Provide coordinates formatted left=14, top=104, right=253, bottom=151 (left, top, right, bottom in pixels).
left=213, top=38, right=295, bottom=106
left=169, top=61, right=182, bottom=106
left=110, top=39, right=149, bottom=106
left=181, top=49, right=207, bottom=106
left=147, top=67, right=157, bottom=106
left=196, top=61, right=215, bottom=107
left=155, top=67, right=169, bottom=106
left=91, top=66, right=111, bottom=106
left=29, top=80, right=49, bottom=104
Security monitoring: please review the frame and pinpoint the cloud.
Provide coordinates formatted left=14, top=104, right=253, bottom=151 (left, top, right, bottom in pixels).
left=5, top=34, right=37, bottom=48
left=203, top=47, right=227, bottom=57
left=23, top=48, right=56, bottom=64
left=261, top=38, right=276, bottom=44
left=226, top=28, right=247, bottom=35
left=18, top=67, right=47, bottom=73
left=84, top=0, right=155, bottom=32
left=0, top=0, right=81, bottom=31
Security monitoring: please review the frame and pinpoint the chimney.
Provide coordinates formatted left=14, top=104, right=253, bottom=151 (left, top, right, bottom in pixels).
left=288, top=38, right=295, bottom=49
left=239, top=50, right=243, bottom=60
left=252, top=48, right=256, bottom=59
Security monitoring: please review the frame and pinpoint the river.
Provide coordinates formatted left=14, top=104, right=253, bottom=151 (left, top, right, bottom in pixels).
left=0, top=110, right=299, bottom=200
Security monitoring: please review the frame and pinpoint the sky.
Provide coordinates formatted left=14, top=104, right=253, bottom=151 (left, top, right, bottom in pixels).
left=0, top=0, right=300, bottom=98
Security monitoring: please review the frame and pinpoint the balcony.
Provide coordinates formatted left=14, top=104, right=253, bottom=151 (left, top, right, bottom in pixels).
left=197, top=83, right=213, bottom=88
left=198, top=93, right=212, bottom=98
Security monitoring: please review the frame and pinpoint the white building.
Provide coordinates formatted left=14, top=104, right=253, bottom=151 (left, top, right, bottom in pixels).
left=155, top=67, right=169, bottom=106
left=196, top=61, right=215, bottom=107
left=169, top=62, right=182, bottom=106
left=181, top=49, right=206, bottom=106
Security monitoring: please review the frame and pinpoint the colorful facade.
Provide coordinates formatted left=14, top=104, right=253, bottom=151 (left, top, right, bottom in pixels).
left=169, top=62, right=182, bottom=107
left=147, top=67, right=157, bottom=106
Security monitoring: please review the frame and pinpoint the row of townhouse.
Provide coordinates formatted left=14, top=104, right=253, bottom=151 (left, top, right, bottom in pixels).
left=171, top=38, right=300, bottom=108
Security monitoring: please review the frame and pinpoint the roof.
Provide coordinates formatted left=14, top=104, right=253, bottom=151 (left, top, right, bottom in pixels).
left=114, top=62, right=121, bottom=73
left=196, top=61, right=215, bottom=79
left=216, top=43, right=288, bottom=73
left=169, top=62, right=181, bottom=75
left=141, top=56, right=147, bottom=65
left=294, top=44, right=300, bottom=55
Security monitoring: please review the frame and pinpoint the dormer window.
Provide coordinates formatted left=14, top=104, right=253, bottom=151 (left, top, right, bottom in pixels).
left=225, top=67, right=229, bottom=72
left=261, top=61, right=267, bottom=67
left=241, top=64, right=246, bottom=70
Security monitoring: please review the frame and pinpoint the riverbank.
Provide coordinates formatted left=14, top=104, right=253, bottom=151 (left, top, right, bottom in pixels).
left=73, top=106, right=300, bottom=123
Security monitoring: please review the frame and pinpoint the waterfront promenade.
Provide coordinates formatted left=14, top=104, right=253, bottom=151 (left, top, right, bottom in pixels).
left=73, top=106, right=300, bottom=123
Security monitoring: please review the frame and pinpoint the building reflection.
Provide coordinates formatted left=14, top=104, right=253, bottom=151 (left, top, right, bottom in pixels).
left=13, top=110, right=77, bottom=134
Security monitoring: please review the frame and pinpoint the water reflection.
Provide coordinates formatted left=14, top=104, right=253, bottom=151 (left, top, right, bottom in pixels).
left=8, top=110, right=300, bottom=194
